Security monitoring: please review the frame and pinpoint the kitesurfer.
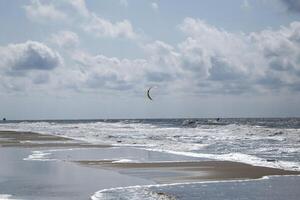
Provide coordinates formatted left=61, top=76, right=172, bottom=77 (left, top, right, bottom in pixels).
left=147, top=87, right=153, bottom=101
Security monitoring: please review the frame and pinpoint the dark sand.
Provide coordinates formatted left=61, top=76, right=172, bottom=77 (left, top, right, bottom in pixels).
left=0, top=130, right=111, bottom=148
left=75, top=160, right=300, bottom=183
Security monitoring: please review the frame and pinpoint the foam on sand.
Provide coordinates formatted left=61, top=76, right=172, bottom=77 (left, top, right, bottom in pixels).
left=0, top=194, right=21, bottom=200
left=91, top=175, right=300, bottom=200
left=145, top=148, right=300, bottom=171
left=112, top=159, right=137, bottom=163
left=90, top=179, right=257, bottom=200
left=23, top=148, right=76, bottom=161
left=23, top=150, right=55, bottom=161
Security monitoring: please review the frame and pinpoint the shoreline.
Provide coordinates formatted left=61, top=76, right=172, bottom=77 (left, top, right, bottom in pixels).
left=75, top=160, right=299, bottom=183
left=0, top=130, right=111, bottom=148
left=0, top=130, right=300, bottom=199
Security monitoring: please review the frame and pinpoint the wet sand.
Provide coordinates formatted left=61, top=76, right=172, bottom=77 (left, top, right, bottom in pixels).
left=75, top=160, right=300, bottom=183
left=0, top=131, right=152, bottom=199
left=0, top=147, right=153, bottom=200
left=0, top=130, right=111, bottom=148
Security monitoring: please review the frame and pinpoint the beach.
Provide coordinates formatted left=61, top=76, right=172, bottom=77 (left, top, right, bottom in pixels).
left=2, top=0, right=300, bottom=199
left=0, top=130, right=299, bottom=200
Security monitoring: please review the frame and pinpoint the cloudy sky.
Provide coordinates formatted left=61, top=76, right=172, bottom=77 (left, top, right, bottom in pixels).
left=0, top=0, right=300, bottom=119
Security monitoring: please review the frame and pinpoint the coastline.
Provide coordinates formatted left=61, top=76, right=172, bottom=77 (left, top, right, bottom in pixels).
left=0, top=130, right=299, bottom=199
left=0, top=130, right=111, bottom=148
left=75, top=160, right=299, bottom=183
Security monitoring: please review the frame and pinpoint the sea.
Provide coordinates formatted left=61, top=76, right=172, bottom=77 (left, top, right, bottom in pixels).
left=0, top=118, right=299, bottom=171
left=1, top=118, right=300, bottom=200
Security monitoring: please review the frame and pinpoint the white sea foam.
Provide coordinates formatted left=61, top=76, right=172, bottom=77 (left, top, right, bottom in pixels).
left=91, top=175, right=300, bottom=200
left=23, top=150, right=54, bottom=161
left=0, top=194, right=21, bottom=200
left=145, top=148, right=300, bottom=171
left=90, top=175, right=281, bottom=200
left=23, top=148, right=77, bottom=161
left=1, top=120, right=299, bottom=171
left=112, top=159, right=136, bottom=163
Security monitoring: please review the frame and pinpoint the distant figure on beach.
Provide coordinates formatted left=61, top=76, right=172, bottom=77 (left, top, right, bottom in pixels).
left=216, top=118, right=220, bottom=121
left=2, top=118, right=6, bottom=121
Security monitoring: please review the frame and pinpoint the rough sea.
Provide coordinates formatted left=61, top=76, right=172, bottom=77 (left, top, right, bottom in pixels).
left=1, top=118, right=300, bottom=200
left=0, top=118, right=299, bottom=171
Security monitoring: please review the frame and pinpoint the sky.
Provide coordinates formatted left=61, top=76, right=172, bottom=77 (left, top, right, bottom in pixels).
left=0, top=0, right=300, bottom=120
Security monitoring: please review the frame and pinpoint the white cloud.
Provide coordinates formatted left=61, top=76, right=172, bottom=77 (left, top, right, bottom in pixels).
left=24, top=0, right=139, bottom=40
left=51, top=44, right=180, bottom=93
left=83, top=14, right=137, bottom=39
left=66, top=50, right=148, bottom=91
left=49, top=31, right=80, bottom=48
left=0, top=41, right=62, bottom=75
left=178, top=18, right=250, bottom=79
left=177, top=18, right=300, bottom=94
left=8, top=18, right=297, bottom=95
left=69, top=17, right=298, bottom=95
left=143, top=40, right=181, bottom=81
left=66, top=0, right=89, bottom=17
left=0, top=41, right=62, bottom=93
left=11, top=1, right=300, bottom=96
left=24, top=0, right=67, bottom=22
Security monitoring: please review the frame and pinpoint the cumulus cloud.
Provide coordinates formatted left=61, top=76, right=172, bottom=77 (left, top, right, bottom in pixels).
left=49, top=31, right=80, bottom=48
left=83, top=14, right=137, bottom=39
left=0, top=41, right=62, bottom=93
left=280, top=0, right=300, bottom=13
left=67, top=0, right=89, bottom=17
left=0, top=41, right=62, bottom=75
left=24, top=0, right=67, bottom=22
left=176, top=18, right=300, bottom=94
left=24, top=0, right=139, bottom=40
left=67, top=51, right=148, bottom=91
left=14, top=0, right=300, bottom=96
left=53, top=44, right=181, bottom=93
left=73, top=17, right=298, bottom=95
left=143, top=41, right=181, bottom=82
left=178, top=18, right=250, bottom=80
left=55, top=19, right=300, bottom=95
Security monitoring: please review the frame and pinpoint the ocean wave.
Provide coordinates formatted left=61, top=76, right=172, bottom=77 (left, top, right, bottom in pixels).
left=0, top=194, right=22, bottom=200
left=1, top=119, right=299, bottom=170
left=144, top=149, right=300, bottom=171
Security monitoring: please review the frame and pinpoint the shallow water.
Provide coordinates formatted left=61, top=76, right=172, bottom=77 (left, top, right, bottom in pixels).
left=0, top=148, right=153, bottom=200
left=24, top=147, right=207, bottom=162
left=92, top=175, right=300, bottom=200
